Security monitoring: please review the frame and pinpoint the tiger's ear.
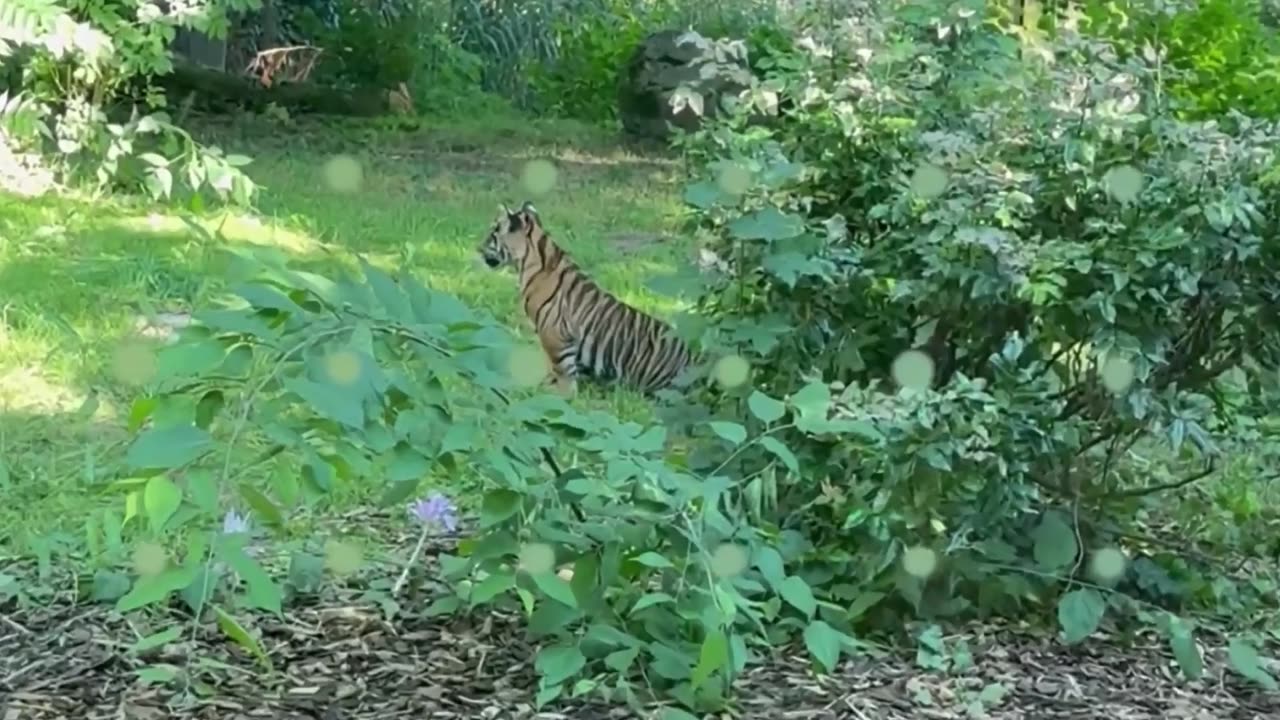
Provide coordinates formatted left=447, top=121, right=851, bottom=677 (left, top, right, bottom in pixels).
left=519, top=201, right=539, bottom=219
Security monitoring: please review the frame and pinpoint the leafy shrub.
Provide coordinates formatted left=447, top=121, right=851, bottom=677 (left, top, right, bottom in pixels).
left=527, top=0, right=788, bottom=124
left=668, top=0, right=1280, bottom=669
left=293, top=0, right=422, bottom=90
left=101, top=248, right=892, bottom=714
left=0, top=0, right=258, bottom=204
left=1078, top=0, right=1280, bottom=119
left=527, top=0, right=655, bottom=122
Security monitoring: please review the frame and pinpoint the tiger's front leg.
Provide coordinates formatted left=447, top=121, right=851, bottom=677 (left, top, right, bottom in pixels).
left=536, top=326, right=578, bottom=397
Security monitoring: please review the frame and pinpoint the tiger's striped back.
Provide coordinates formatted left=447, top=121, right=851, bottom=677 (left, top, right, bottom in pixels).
left=479, top=202, right=694, bottom=395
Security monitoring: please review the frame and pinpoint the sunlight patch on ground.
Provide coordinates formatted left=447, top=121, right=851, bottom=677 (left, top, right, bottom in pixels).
left=107, top=212, right=323, bottom=255
left=0, top=364, right=85, bottom=415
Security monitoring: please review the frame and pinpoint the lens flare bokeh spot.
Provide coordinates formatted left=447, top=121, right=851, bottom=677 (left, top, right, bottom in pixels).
left=322, top=154, right=364, bottom=194
left=132, top=542, right=169, bottom=577
left=111, top=341, right=157, bottom=386
left=902, top=545, right=939, bottom=579
left=1103, top=164, right=1144, bottom=203
left=713, top=354, right=751, bottom=389
left=1088, top=547, right=1128, bottom=584
left=323, top=349, right=362, bottom=386
left=710, top=542, right=750, bottom=578
left=892, top=349, right=935, bottom=391
left=1100, top=354, right=1136, bottom=395
left=518, top=542, right=556, bottom=575
left=520, top=159, right=558, bottom=196
left=910, top=162, right=950, bottom=199
left=506, top=343, right=551, bottom=388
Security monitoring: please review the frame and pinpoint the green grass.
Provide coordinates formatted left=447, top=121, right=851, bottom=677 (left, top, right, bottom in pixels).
left=0, top=113, right=694, bottom=551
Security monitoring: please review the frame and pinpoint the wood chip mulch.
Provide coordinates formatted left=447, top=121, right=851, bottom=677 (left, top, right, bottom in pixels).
left=4, top=591, right=1278, bottom=720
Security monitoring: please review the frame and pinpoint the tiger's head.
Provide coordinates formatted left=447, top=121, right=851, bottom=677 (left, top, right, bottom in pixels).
left=480, top=201, right=541, bottom=270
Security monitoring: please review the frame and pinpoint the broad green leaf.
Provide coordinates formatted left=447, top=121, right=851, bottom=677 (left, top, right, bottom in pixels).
left=179, top=565, right=221, bottom=615
left=648, top=643, right=694, bottom=680
left=534, top=684, right=563, bottom=709
left=683, top=180, right=728, bottom=209
left=285, top=378, right=364, bottom=428
left=117, top=566, right=196, bottom=612
left=748, top=391, right=786, bottom=423
left=287, top=551, right=325, bottom=595
left=1057, top=588, right=1105, bottom=644
left=143, top=476, right=182, bottom=534
left=531, top=571, right=578, bottom=608
left=387, top=444, right=431, bottom=483
left=803, top=620, right=843, bottom=672
left=480, top=489, right=522, bottom=527
left=528, top=600, right=582, bottom=636
left=233, top=282, right=306, bottom=315
left=126, top=425, right=212, bottom=471
left=376, top=476, right=422, bottom=504
left=1166, top=618, right=1203, bottom=680
left=516, top=587, right=536, bottom=616
left=91, top=570, right=132, bottom=603
left=659, top=709, right=701, bottom=720
left=708, top=421, right=747, bottom=446
left=423, top=596, right=461, bottom=617
left=759, top=436, right=799, bottom=473
left=194, top=390, right=224, bottom=429
left=238, top=483, right=284, bottom=528
left=135, top=665, right=180, bottom=685
left=691, top=628, right=729, bottom=690
left=222, top=545, right=283, bottom=614
left=630, top=592, right=676, bottom=614
left=1227, top=637, right=1278, bottom=690
left=129, top=627, right=182, bottom=655
left=360, top=259, right=411, bottom=319
left=605, top=647, right=640, bottom=672
left=535, top=644, right=586, bottom=686
left=790, top=381, right=831, bottom=417
left=632, top=552, right=673, bottom=569
left=753, top=546, right=786, bottom=588
left=634, top=426, right=667, bottom=453
left=779, top=576, right=817, bottom=617
left=153, top=340, right=227, bottom=382
left=728, top=206, right=804, bottom=241
left=1032, top=511, right=1077, bottom=570
left=213, top=605, right=273, bottom=671
left=186, top=469, right=218, bottom=514
left=471, top=571, right=516, bottom=605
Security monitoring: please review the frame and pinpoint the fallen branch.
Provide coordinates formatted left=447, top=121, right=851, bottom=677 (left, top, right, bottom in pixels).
left=155, top=61, right=391, bottom=117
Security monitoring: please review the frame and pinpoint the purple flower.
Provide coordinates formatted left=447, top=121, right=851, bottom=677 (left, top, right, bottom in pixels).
left=408, top=492, right=458, bottom=533
left=222, top=509, right=251, bottom=535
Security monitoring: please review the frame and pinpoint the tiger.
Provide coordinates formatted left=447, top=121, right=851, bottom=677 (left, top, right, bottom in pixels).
left=479, top=201, right=695, bottom=396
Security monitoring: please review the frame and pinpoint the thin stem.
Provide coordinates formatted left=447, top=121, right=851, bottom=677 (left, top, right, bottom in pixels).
left=393, top=526, right=432, bottom=595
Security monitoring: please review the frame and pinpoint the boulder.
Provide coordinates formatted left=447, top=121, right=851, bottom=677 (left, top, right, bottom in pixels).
left=618, top=29, right=755, bottom=140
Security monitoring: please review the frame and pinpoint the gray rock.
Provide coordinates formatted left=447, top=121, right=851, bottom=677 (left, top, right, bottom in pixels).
left=618, top=29, right=756, bottom=140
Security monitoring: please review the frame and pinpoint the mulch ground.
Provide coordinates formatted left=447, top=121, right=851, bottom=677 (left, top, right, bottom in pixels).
left=5, top=593, right=1277, bottom=720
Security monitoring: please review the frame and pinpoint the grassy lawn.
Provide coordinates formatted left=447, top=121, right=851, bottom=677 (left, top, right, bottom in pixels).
left=0, top=113, right=694, bottom=552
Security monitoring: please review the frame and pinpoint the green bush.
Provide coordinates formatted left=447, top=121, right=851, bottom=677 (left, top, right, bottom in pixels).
left=526, top=0, right=788, bottom=124
left=0, top=0, right=259, bottom=204
left=100, top=248, right=884, bottom=714
left=290, top=0, right=492, bottom=115
left=1078, top=0, right=1280, bottom=119
left=668, top=0, right=1280, bottom=660
left=527, top=0, right=655, bottom=123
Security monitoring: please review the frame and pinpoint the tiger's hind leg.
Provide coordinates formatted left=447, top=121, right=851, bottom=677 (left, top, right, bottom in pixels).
left=535, top=325, right=579, bottom=397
